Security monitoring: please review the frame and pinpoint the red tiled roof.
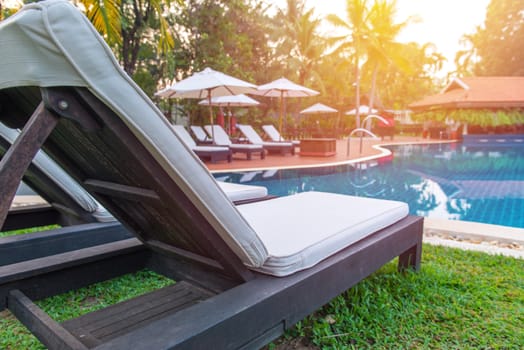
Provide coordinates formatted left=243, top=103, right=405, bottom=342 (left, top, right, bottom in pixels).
left=409, top=77, right=524, bottom=110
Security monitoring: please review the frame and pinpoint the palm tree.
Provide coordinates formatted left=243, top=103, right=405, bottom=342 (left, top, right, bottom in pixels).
left=454, top=32, right=481, bottom=77
left=1, top=0, right=23, bottom=20
left=75, top=0, right=122, bottom=45
left=77, top=0, right=178, bottom=75
left=326, top=0, right=370, bottom=129
left=364, top=0, right=412, bottom=111
left=290, top=8, right=327, bottom=88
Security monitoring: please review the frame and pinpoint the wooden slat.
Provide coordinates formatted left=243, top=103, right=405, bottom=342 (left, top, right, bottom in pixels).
left=0, top=102, right=58, bottom=228
left=62, top=282, right=213, bottom=347
left=8, top=289, right=88, bottom=350
left=0, top=238, right=142, bottom=284
left=0, top=222, right=130, bottom=266
left=84, top=179, right=160, bottom=203
left=2, top=204, right=58, bottom=231
left=146, top=240, right=223, bottom=271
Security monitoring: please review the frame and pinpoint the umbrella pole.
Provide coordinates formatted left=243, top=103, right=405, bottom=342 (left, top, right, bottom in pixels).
left=227, top=104, right=231, bottom=135
left=207, top=91, right=215, bottom=144
left=278, top=91, right=284, bottom=141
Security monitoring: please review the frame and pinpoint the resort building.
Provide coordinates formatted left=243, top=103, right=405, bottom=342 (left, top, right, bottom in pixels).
left=409, top=77, right=524, bottom=136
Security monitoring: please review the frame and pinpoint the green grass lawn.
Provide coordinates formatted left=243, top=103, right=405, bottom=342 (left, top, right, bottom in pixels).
left=1, top=244, right=522, bottom=349
left=0, top=225, right=59, bottom=238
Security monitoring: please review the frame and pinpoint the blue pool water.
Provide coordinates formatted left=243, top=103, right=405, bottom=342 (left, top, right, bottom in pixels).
left=214, top=142, right=524, bottom=229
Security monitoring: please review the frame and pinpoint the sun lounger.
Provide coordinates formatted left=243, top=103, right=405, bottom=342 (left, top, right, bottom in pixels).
left=189, top=125, right=213, bottom=144
left=0, top=2, right=423, bottom=349
left=237, top=124, right=295, bottom=155
left=172, top=124, right=232, bottom=163
left=262, top=124, right=300, bottom=146
left=205, top=124, right=265, bottom=160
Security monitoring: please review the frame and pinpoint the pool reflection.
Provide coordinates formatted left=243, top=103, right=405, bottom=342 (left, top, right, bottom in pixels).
left=216, top=143, right=524, bottom=228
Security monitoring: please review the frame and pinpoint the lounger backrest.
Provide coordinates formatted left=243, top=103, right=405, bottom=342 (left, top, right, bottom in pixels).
left=172, top=125, right=197, bottom=148
left=237, top=125, right=264, bottom=144
left=190, top=125, right=209, bottom=142
left=262, top=125, right=281, bottom=142
left=204, top=125, right=232, bottom=146
left=0, top=0, right=267, bottom=270
left=0, top=122, right=114, bottom=223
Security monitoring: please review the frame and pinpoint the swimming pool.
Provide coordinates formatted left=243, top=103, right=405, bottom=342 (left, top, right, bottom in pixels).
left=215, top=142, right=524, bottom=229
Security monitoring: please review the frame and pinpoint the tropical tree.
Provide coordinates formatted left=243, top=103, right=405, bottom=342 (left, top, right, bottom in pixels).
left=378, top=42, right=443, bottom=108
left=363, top=0, right=412, bottom=110
left=288, top=8, right=326, bottom=88
left=454, top=32, right=480, bottom=77
left=271, top=0, right=327, bottom=87
left=460, top=0, right=524, bottom=76
left=326, top=0, right=370, bottom=128
left=76, top=0, right=181, bottom=75
left=1, top=0, right=23, bottom=20
left=177, top=0, right=271, bottom=81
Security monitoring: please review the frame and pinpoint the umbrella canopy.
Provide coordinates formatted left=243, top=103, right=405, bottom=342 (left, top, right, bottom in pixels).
left=154, top=86, right=174, bottom=98
left=300, top=103, right=338, bottom=115
left=157, top=67, right=257, bottom=142
left=199, top=94, right=260, bottom=135
left=254, top=77, right=319, bottom=98
left=253, top=77, right=319, bottom=137
left=198, top=94, right=260, bottom=107
left=164, top=67, right=257, bottom=99
left=345, top=105, right=378, bottom=115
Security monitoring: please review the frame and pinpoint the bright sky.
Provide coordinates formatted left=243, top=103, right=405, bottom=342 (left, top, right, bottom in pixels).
left=295, top=0, right=491, bottom=75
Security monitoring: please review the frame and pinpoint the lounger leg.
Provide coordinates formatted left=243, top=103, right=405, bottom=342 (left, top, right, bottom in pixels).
left=398, top=240, right=422, bottom=272
left=0, top=102, right=58, bottom=227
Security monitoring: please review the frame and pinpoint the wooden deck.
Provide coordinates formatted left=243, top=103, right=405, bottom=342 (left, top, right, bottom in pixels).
left=206, top=136, right=440, bottom=173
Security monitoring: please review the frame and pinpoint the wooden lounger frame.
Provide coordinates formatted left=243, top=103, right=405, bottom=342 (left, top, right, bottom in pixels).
left=0, top=86, right=423, bottom=349
left=193, top=148, right=232, bottom=163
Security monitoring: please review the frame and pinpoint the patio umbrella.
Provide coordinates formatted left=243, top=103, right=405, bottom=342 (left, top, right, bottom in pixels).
left=300, top=103, right=338, bottom=115
left=198, top=94, right=260, bottom=134
left=157, top=67, right=257, bottom=141
left=345, top=105, right=378, bottom=115
left=253, top=77, right=319, bottom=139
left=300, top=103, right=339, bottom=137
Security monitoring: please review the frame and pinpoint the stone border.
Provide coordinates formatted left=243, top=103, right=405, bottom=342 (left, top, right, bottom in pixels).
left=424, top=218, right=524, bottom=259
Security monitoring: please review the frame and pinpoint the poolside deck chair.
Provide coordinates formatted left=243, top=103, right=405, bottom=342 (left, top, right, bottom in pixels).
left=0, top=2, right=423, bottom=349
left=205, top=124, right=265, bottom=160
left=237, top=124, right=295, bottom=155
left=262, top=124, right=300, bottom=147
left=189, top=125, right=213, bottom=144
left=172, top=124, right=232, bottom=163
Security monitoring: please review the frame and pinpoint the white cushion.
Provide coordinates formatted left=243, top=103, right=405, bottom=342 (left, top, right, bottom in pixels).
left=262, top=125, right=280, bottom=142
left=217, top=181, right=268, bottom=202
left=238, top=125, right=293, bottom=147
left=172, top=125, right=197, bottom=148
left=262, top=141, right=294, bottom=147
left=237, top=192, right=408, bottom=276
left=204, top=125, right=232, bottom=145
left=190, top=125, right=209, bottom=142
left=228, top=144, right=264, bottom=150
